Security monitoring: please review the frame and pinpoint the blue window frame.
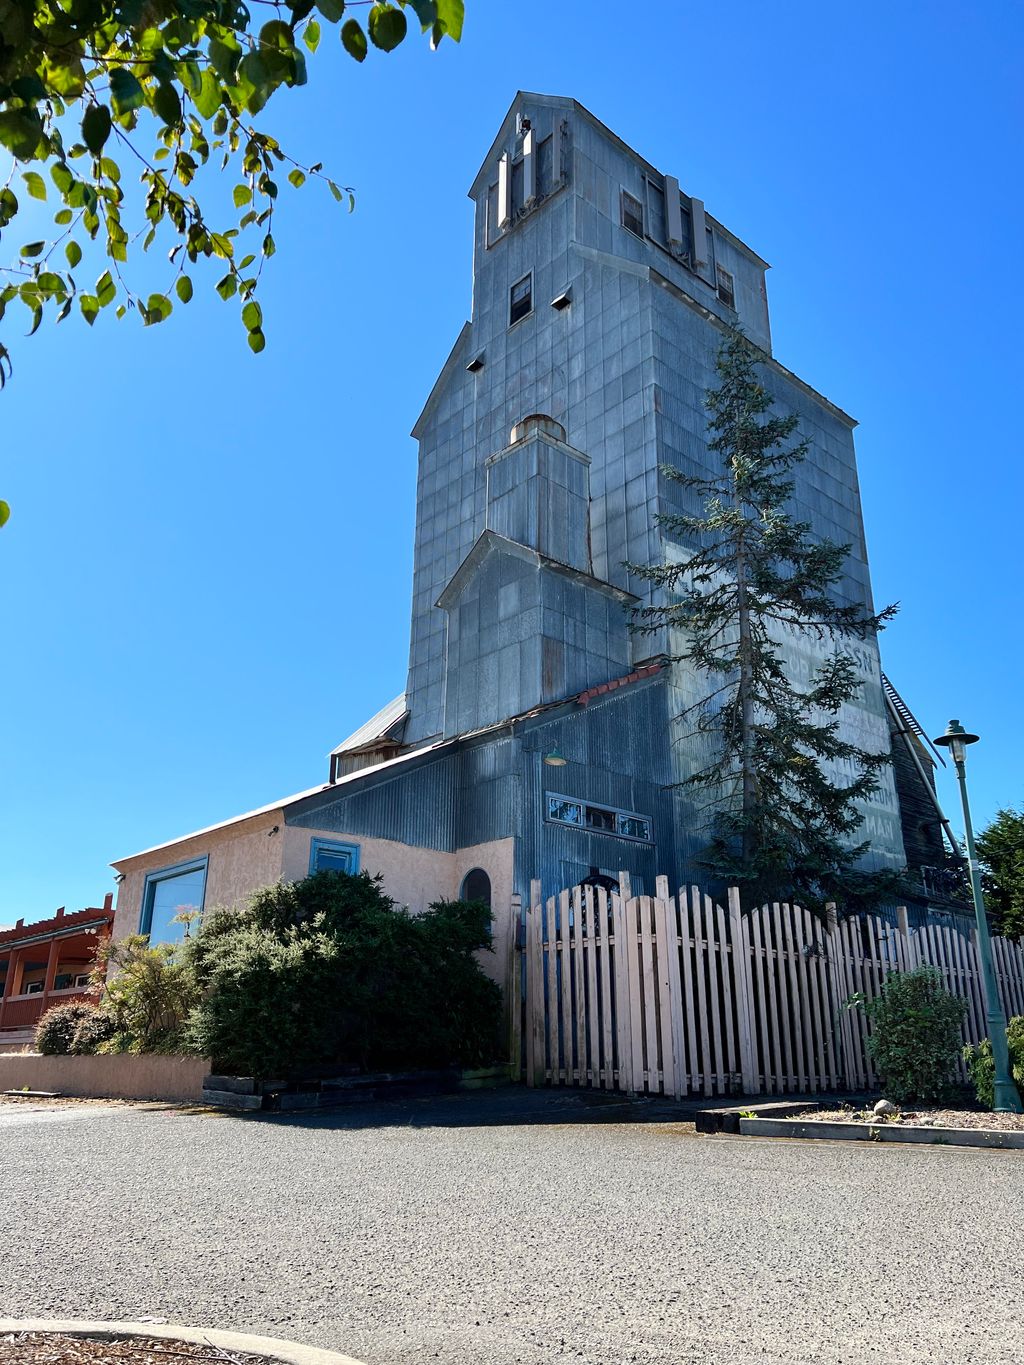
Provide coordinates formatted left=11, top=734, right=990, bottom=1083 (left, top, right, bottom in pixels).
left=309, top=838, right=361, bottom=876
left=140, top=856, right=208, bottom=945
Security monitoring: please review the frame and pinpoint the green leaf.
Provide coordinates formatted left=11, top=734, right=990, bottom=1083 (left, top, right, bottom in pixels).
left=0, top=188, right=18, bottom=227
left=341, top=18, right=367, bottom=59
left=233, top=184, right=253, bottom=208
left=433, top=0, right=464, bottom=41
left=242, top=299, right=262, bottom=331
left=95, top=271, right=116, bottom=306
left=216, top=273, right=237, bottom=300
left=262, top=233, right=276, bottom=257
left=65, top=240, right=82, bottom=267
left=405, top=0, right=437, bottom=29
left=326, top=179, right=343, bottom=202
left=22, top=172, right=46, bottom=201
left=54, top=209, right=73, bottom=225
left=0, top=109, right=44, bottom=161
left=259, top=19, right=296, bottom=49
left=19, top=242, right=45, bottom=258
left=51, top=163, right=74, bottom=194
left=144, top=292, right=173, bottom=323
left=247, top=327, right=266, bottom=354
left=109, top=68, right=145, bottom=116
left=153, top=83, right=183, bottom=127
left=0, top=500, right=9, bottom=528
left=318, top=0, right=345, bottom=20
left=288, top=168, right=306, bottom=188
left=194, top=70, right=222, bottom=120
left=176, top=275, right=193, bottom=303
left=82, top=103, right=112, bottom=154
left=368, top=3, right=407, bottom=50
left=303, top=18, right=321, bottom=51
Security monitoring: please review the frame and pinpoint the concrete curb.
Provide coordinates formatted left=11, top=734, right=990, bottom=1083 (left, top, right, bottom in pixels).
left=737, top=1117, right=1024, bottom=1149
left=0, top=1318, right=367, bottom=1364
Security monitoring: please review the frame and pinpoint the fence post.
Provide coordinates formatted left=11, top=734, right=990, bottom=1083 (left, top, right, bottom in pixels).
left=508, top=891, right=522, bottom=1080
left=526, top=880, right=545, bottom=1088
left=727, top=887, right=758, bottom=1095
left=824, top=902, right=852, bottom=1089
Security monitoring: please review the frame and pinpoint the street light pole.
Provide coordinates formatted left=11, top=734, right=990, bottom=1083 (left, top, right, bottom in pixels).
left=933, top=720, right=1022, bottom=1114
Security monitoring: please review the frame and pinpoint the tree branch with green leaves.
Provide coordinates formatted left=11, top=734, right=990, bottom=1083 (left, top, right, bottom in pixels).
left=0, top=0, right=464, bottom=382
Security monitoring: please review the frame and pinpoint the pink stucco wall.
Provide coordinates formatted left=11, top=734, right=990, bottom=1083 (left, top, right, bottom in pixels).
left=113, top=820, right=517, bottom=1007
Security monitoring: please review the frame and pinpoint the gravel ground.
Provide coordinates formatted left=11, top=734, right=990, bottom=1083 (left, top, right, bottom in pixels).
left=1, top=1088, right=1022, bottom=1365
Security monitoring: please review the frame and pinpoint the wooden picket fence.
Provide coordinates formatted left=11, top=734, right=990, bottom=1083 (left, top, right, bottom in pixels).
left=522, top=875, right=1024, bottom=1097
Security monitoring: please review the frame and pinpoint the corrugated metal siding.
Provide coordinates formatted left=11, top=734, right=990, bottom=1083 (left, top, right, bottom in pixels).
left=286, top=753, right=459, bottom=851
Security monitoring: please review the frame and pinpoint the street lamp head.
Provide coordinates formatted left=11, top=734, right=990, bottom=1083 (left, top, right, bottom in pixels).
left=933, top=718, right=979, bottom=765
left=543, top=747, right=568, bottom=767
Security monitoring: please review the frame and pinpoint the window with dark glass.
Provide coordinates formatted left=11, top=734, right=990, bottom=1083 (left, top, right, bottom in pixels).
left=309, top=838, right=360, bottom=875
left=716, top=266, right=735, bottom=309
left=546, top=793, right=652, bottom=843
left=140, top=859, right=207, bottom=945
left=511, top=157, right=524, bottom=215
left=460, top=868, right=492, bottom=908
left=645, top=178, right=665, bottom=244
left=621, top=190, right=644, bottom=238
left=537, top=136, right=553, bottom=198
left=509, top=274, right=532, bottom=325
left=486, top=181, right=500, bottom=244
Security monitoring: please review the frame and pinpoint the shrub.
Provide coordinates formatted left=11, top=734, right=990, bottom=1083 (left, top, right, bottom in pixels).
left=70, top=1007, right=117, bottom=1056
left=183, top=871, right=503, bottom=1078
left=93, top=934, right=198, bottom=1054
left=850, top=967, right=967, bottom=1103
left=35, top=1002, right=97, bottom=1055
left=963, top=1016, right=1024, bottom=1110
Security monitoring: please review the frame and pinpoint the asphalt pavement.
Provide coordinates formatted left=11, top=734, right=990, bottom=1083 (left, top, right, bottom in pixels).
left=1, top=1088, right=1020, bottom=1365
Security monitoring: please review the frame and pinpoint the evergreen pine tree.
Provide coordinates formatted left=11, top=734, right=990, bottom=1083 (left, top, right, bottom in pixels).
left=632, top=332, right=901, bottom=911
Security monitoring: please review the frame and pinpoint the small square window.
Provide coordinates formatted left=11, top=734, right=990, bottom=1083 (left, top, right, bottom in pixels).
left=509, top=274, right=532, bottom=326
left=309, top=838, right=361, bottom=876
left=716, top=266, right=736, bottom=310
left=547, top=796, right=583, bottom=826
left=621, top=191, right=644, bottom=238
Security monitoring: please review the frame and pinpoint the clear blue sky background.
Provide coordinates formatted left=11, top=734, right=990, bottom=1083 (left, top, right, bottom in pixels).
left=2, top=1, right=1022, bottom=921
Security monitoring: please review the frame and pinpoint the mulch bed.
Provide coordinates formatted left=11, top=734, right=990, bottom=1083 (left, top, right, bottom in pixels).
left=809, top=1105, right=1024, bottom=1131
left=0, top=1333, right=269, bottom=1364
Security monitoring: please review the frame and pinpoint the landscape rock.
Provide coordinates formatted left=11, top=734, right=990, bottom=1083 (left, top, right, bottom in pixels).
left=872, top=1099, right=901, bottom=1117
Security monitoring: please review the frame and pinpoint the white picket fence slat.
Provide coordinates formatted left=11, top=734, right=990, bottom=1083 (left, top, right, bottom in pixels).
left=523, top=877, right=1024, bottom=1097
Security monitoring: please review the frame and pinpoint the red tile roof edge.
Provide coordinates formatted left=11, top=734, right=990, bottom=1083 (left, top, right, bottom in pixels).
left=577, top=662, right=663, bottom=708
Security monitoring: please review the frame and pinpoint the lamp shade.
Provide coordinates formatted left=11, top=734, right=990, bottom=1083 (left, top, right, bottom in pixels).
left=543, top=747, right=568, bottom=767
left=933, top=718, right=980, bottom=750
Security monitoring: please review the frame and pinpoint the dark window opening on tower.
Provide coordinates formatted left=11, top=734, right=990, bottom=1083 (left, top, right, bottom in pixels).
left=716, top=266, right=736, bottom=310
left=509, top=274, right=533, bottom=325
left=621, top=191, right=644, bottom=238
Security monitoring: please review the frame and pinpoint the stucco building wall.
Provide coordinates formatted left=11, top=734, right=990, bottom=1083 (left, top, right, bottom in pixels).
left=112, top=812, right=287, bottom=941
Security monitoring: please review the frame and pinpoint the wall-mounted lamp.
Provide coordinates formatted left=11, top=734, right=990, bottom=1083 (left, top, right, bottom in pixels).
left=543, top=747, right=567, bottom=767
left=267, top=824, right=280, bottom=837
left=113, top=872, right=126, bottom=884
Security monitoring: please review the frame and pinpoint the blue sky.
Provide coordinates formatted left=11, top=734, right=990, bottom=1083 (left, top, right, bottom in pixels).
left=2, top=1, right=1022, bottom=920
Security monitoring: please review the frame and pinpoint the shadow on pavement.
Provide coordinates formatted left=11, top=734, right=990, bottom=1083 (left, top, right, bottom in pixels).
left=246, top=1084, right=712, bottom=1132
